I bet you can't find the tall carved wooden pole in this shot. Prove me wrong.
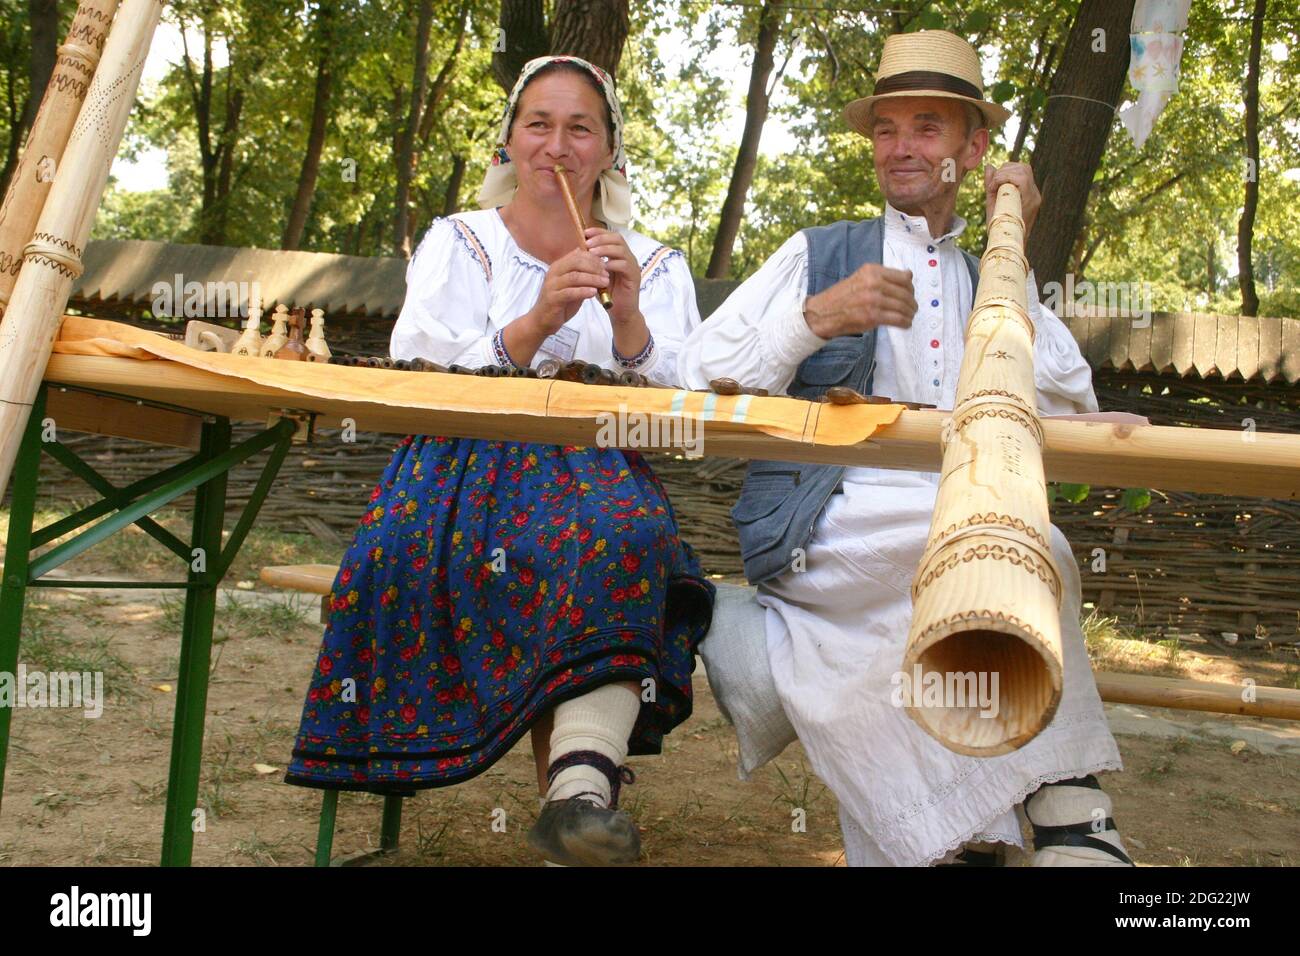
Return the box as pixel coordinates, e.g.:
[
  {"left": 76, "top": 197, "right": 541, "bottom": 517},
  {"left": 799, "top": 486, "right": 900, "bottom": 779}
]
[
  {"left": 0, "top": 0, "right": 163, "bottom": 497},
  {"left": 0, "top": 0, "right": 122, "bottom": 322}
]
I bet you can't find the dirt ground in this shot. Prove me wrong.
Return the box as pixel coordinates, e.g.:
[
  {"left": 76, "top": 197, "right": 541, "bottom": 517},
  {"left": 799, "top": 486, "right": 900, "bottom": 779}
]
[{"left": 1, "top": 509, "right": 1298, "bottom": 867}]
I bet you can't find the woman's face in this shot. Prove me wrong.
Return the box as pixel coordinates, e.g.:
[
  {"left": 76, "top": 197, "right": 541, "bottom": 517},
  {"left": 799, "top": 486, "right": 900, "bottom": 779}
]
[{"left": 506, "top": 71, "right": 613, "bottom": 210}]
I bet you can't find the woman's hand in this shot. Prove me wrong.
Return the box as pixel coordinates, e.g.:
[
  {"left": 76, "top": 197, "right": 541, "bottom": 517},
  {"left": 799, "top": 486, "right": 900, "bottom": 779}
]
[
  {"left": 503, "top": 247, "right": 610, "bottom": 367},
  {"left": 584, "top": 226, "right": 650, "bottom": 359},
  {"left": 531, "top": 246, "right": 611, "bottom": 333}
]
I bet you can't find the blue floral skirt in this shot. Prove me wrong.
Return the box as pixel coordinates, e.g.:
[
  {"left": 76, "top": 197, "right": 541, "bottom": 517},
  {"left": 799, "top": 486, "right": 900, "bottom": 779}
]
[{"left": 285, "top": 435, "right": 715, "bottom": 794}]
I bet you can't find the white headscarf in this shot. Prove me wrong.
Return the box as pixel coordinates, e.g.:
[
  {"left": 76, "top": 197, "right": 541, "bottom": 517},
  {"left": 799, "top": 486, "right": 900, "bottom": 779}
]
[{"left": 476, "top": 55, "right": 633, "bottom": 227}]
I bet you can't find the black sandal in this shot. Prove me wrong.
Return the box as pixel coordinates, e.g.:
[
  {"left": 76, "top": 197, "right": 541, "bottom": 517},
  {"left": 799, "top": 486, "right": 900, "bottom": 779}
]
[{"left": 528, "top": 751, "right": 640, "bottom": 866}]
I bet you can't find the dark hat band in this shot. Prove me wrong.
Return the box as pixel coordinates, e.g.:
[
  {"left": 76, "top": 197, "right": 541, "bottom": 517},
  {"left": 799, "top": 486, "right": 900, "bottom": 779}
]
[{"left": 873, "top": 70, "right": 983, "bottom": 101}]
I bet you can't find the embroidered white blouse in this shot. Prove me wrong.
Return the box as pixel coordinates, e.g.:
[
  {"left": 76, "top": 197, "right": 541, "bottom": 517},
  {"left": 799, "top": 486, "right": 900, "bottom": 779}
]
[{"left": 391, "top": 208, "right": 699, "bottom": 386}]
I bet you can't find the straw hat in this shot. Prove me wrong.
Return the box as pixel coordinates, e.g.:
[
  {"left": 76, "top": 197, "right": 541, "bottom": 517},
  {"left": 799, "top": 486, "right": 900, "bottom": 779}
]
[{"left": 844, "top": 30, "right": 1011, "bottom": 135}]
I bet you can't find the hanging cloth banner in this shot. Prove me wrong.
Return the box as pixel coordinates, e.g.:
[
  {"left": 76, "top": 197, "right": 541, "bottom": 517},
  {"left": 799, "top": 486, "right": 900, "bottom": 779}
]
[{"left": 1120, "top": 0, "right": 1192, "bottom": 149}]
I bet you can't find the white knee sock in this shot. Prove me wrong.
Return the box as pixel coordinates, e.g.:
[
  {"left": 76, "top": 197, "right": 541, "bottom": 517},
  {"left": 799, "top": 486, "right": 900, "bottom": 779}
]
[
  {"left": 1024, "top": 780, "right": 1132, "bottom": 867},
  {"left": 546, "top": 683, "right": 641, "bottom": 807}
]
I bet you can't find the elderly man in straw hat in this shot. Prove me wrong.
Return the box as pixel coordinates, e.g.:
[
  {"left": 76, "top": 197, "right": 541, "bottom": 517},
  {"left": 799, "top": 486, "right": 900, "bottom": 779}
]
[{"left": 682, "top": 30, "right": 1134, "bottom": 866}]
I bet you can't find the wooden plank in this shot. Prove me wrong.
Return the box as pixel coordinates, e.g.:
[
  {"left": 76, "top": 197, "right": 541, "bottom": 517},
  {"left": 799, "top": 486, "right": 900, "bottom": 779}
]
[
  {"left": 1127, "top": 313, "right": 1154, "bottom": 372},
  {"left": 1235, "top": 315, "right": 1260, "bottom": 382},
  {"left": 44, "top": 386, "right": 201, "bottom": 449},
  {"left": 1149, "top": 312, "right": 1175, "bottom": 373},
  {"left": 1170, "top": 312, "right": 1196, "bottom": 376},
  {"left": 1214, "top": 315, "right": 1239, "bottom": 380},
  {"left": 1282, "top": 317, "right": 1300, "bottom": 385},
  {"left": 41, "top": 353, "right": 1300, "bottom": 499},
  {"left": 1085, "top": 313, "right": 1111, "bottom": 368},
  {"left": 1108, "top": 315, "right": 1132, "bottom": 371},
  {"left": 1258, "top": 315, "right": 1283, "bottom": 383},
  {"left": 1193, "top": 312, "right": 1220, "bottom": 378}
]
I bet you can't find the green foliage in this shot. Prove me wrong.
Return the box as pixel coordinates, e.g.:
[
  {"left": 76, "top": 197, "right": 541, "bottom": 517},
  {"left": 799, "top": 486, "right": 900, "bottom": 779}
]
[
  {"left": 0, "top": 0, "right": 1290, "bottom": 322},
  {"left": 1050, "top": 481, "right": 1091, "bottom": 504},
  {"left": 1120, "top": 487, "right": 1152, "bottom": 513}
]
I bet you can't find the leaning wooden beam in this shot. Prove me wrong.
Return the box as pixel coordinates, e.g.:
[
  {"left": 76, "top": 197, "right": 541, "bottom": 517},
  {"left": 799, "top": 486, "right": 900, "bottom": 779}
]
[
  {"left": 0, "top": 0, "right": 121, "bottom": 321},
  {"left": 0, "top": 0, "right": 162, "bottom": 499},
  {"left": 1093, "top": 671, "right": 1300, "bottom": 722},
  {"left": 39, "top": 351, "right": 1300, "bottom": 500}
]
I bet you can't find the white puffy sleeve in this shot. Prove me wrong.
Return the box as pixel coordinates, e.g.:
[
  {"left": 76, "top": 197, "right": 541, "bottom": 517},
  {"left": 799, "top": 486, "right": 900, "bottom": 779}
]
[
  {"left": 677, "top": 233, "right": 827, "bottom": 395},
  {"left": 632, "top": 249, "right": 702, "bottom": 388},
  {"left": 390, "top": 218, "right": 498, "bottom": 368},
  {"left": 1027, "top": 271, "right": 1099, "bottom": 414}
]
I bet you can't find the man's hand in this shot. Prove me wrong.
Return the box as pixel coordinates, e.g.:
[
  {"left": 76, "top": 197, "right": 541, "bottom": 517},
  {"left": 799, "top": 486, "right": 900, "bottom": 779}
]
[
  {"left": 802, "top": 263, "right": 917, "bottom": 339},
  {"left": 985, "top": 162, "right": 1041, "bottom": 239}
]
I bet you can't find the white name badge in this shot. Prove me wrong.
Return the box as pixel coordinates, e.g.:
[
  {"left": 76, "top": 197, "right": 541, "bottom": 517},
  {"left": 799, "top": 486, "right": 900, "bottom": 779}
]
[{"left": 537, "top": 323, "right": 580, "bottom": 364}]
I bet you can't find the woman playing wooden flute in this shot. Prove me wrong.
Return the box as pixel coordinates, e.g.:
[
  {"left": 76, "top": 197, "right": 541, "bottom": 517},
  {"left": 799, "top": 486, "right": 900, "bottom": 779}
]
[{"left": 285, "top": 55, "right": 713, "bottom": 866}]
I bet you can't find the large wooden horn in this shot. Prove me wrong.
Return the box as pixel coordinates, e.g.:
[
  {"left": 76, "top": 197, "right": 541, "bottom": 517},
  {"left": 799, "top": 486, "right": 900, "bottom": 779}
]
[
  {"left": 0, "top": 0, "right": 162, "bottom": 498},
  {"left": 902, "top": 182, "right": 1064, "bottom": 757},
  {"left": 0, "top": 0, "right": 122, "bottom": 322}
]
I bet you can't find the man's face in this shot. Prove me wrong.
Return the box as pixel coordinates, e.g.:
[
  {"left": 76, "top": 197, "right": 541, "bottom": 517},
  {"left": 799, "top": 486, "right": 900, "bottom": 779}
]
[{"left": 869, "top": 96, "right": 988, "bottom": 212}]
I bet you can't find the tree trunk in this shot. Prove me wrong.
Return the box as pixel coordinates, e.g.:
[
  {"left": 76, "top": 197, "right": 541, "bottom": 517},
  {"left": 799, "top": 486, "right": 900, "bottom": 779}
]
[
  {"left": 1027, "top": 0, "right": 1135, "bottom": 292},
  {"left": 24, "top": 0, "right": 59, "bottom": 132},
  {"left": 212, "top": 80, "right": 245, "bottom": 245},
  {"left": 1237, "top": 0, "right": 1265, "bottom": 316},
  {"left": 706, "top": 0, "right": 783, "bottom": 279},
  {"left": 282, "top": 1, "right": 337, "bottom": 251},
  {"left": 493, "top": 0, "right": 629, "bottom": 92},
  {"left": 492, "top": 0, "right": 547, "bottom": 92},
  {"left": 442, "top": 154, "right": 467, "bottom": 215},
  {"left": 548, "top": 0, "right": 629, "bottom": 80},
  {"left": 393, "top": 0, "right": 435, "bottom": 258}
]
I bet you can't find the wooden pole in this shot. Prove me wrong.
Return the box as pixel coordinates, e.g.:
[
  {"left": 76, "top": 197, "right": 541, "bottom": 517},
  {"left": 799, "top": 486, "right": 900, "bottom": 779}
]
[
  {"left": 0, "top": 0, "right": 121, "bottom": 322},
  {"left": 1094, "top": 671, "right": 1300, "bottom": 722},
  {"left": 0, "top": 0, "right": 162, "bottom": 499}
]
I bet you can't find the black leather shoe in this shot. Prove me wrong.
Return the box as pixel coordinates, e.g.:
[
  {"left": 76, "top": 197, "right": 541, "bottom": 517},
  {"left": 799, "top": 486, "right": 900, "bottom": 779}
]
[{"left": 527, "top": 797, "right": 641, "bottom": 866}]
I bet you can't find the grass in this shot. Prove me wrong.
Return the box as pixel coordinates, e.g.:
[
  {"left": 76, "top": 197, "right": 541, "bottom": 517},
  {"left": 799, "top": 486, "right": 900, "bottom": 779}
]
[
  {"left": 1140, "top": 736, "right": 1192, "bottom": 781},
  {"left": 232, "top": 829, "right": 289, "bottom": 865},
  {"left": 200, "top": 731, "right": 242, "bottom": 819},
  {"left": 771, "top": 760, "right": 827, "bottom": 819},
  {"left": 16, "top": 601, "right": 135, "bottom": 699},
  {"left": 157, "top": 590, "right": 316, "bottom": 649},
  {"left": 1082, "top": 610, "right": 1188, "bottom": 677}
]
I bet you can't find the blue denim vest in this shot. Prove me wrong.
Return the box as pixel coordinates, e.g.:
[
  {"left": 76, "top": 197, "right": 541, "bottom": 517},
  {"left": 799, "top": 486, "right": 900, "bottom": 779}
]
[{"left": 731, "top": 217, "right": 981, "bottom": 584}]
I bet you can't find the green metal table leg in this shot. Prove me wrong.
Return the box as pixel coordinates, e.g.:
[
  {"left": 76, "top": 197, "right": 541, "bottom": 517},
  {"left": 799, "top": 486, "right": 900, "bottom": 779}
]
[
  {"left": 0, "top": 388, "right": 46, "bottom": 818},
  {"left": 380, "top": 794, "right": 403, "bottom": 852},
  {"left": 160, "top": 418, "right": 230, "bottom": 866},
  {"left": 315, "top": 790, "right": 339, "bottom": 867}
]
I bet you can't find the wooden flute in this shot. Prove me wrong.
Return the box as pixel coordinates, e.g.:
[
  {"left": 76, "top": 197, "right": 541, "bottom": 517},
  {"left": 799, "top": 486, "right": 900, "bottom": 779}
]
[{"left": 553, "top": 164, "right": 613, "bottom": 309}]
